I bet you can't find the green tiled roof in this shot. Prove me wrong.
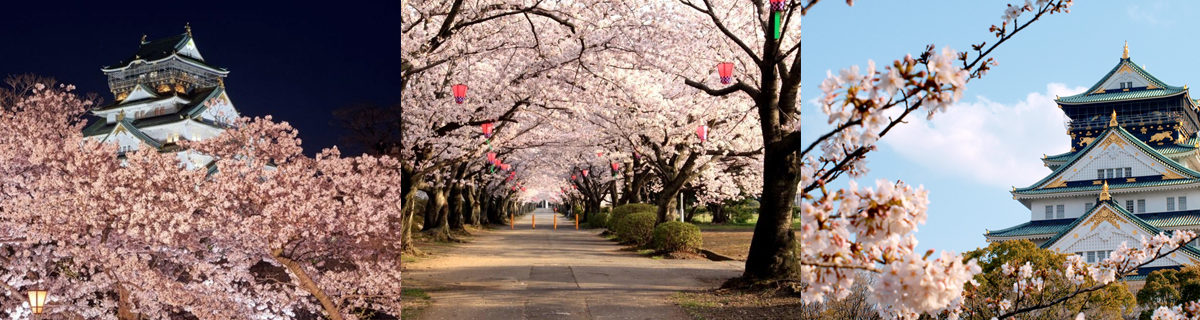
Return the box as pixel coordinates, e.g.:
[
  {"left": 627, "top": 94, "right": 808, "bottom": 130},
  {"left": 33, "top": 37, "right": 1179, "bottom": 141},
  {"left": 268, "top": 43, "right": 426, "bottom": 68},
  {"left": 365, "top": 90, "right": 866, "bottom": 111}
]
[
  {"left": 986, "top": 218, "right": 1073, "bottom": 238},
  {"left": 988, "top": 210, "right": 1200, "bottom": 238},
  {"left": 1044, "top": 135, "right": 1199, "bottom": 163},
  {"left": 1057, "top": 87, "right": 1186, "bottom": 104},
  {"left": 1014, "top": 178, "right": 1200, "bottom": 195},
  {"left": 1016, "top": 125, "right": 1200, "bottom": 194},
  {"left": 103, "top": 33, "right": 224, "bottom": 72},
  {"left": 1036, "top": 201, "right": 1200, "bottom": 261},
  {"left": 1057, "top": 58, "right": 1186, "bottom": 104}
]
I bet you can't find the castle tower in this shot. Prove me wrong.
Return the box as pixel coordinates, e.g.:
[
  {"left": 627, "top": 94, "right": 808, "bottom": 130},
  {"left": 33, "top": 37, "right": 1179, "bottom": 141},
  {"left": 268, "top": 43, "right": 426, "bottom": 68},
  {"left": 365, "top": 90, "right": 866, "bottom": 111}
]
[
  {"left": 985, "top": 44, "right": 1200, "bottom": 280},
  {"left": 82, "top": 25, "right": 240, "bottom": 170}
]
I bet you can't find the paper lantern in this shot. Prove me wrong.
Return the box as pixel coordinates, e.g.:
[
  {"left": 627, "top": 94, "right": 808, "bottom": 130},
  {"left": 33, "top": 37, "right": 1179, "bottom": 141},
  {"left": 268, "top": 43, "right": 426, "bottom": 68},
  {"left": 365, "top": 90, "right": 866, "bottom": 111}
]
[
  {"left": 597, "top": 152, "right": 604, "bottom": 158},
  {"left": 696, "top": 125, "right": 709, "bottom": 142},
  {"left": 512, "top": 186, "right": 517, "bottom": 191},
  {"left": 582, "top": 169, "right": 589, "bottom": 177},
  {"left": 452, "top": 84, "right": 468, "bottom": 104},
  {"left": 481, "top": 122, "right": 494, "bottom": 138},
  {"left": 572, "top": 175, "right": 577, "bottom": 180},
  {"left": 611, "top": 162, "right": 620, "bottom": 171},
  {"left": 717, "top": 62, "right": 734, "bottom": 84},
  {"left": 520, "top": 187, "right": 527, "bottom": 192},
  {"left": 501, "top": 164, "right": 511, "bottom": 171},
  {"left": 487, "top": 152, "right": 497, "bottom": 164},
  {"left": 28, "top": 289, "right": 47, "bottom": 314},
  {"left": 769, "top": 0, "right": 786, "bottom": 11}
]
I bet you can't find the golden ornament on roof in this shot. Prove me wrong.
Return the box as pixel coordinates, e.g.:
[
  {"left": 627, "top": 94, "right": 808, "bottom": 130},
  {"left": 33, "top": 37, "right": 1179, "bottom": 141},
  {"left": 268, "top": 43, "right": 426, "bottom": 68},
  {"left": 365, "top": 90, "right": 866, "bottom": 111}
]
[
  {"left": 1123, "top": 41, "right": 1129, "bottom": 59},
  {"left": 1109, "top": 110, "right": 1119, "bottom": 127},
  {"left": 1099, "top": 181, "right": 1111, "bottom": 201}
]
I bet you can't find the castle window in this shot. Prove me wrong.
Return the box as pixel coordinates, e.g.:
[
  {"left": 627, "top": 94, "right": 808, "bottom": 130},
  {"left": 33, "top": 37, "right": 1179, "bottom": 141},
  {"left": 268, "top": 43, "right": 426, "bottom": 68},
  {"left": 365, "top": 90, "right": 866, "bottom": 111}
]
[
  {"left": 1138, "top": 199, "right": 1146, "bottom": 213},
  {"left": 1086, "top": 202, "right": 1093, "bottom": 211},
  {"left": 1097, "top": 169, "right": 1105, "bottom": 179},
  {"left": 1181, "top": 197, "right": 1188, "bottom": 210},
  {"left": 1045, "top": 205, "right": 1053, "bottom": 219},
  {"left": 1087, "top": 251, "right": 1096, "bottom": 263},
  {"left": 1168, "top": 197, "right": 1176, "bottom": 211},
  {"left": 1125, "top": 200, "right": 1134, "bottom": 212},
  {"left": 1056, "top": 205, "right": 1065, "bottom": 219},
  {"left": 1107, "top": 168, "right": 1115, "bottom": 179},
  {"left": 1125, "top": 167, "right": 1132, "bottom": 177}
]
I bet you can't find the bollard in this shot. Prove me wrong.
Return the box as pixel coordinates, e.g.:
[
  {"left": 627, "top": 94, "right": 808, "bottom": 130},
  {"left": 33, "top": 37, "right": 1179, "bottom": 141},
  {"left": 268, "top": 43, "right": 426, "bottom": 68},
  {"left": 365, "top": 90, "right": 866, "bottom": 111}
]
[
  {"left": 575, "top": 214, "right": 579, "bottom": 230},
  {"left": 510, "top": 213, "right": 514, "bottom": 229},
  {"left": 554, "top": 215, "right": 558, "bottom": 230},
  {"left": 532, "top": 214, "right": 536, "bottom": 229}
]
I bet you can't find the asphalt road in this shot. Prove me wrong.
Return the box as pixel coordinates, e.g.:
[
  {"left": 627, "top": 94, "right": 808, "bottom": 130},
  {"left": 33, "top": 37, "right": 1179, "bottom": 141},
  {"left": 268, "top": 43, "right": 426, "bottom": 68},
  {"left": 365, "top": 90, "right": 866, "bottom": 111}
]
[{"left": 404, "top": 208, "right": 743, "bottom": 320}]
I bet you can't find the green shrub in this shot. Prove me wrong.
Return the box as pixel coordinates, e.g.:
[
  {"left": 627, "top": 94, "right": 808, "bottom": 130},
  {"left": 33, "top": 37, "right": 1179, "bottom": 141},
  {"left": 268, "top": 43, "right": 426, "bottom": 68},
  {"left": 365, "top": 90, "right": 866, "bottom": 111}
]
[
  {"left": 611, "top": 203, "right": 656, "bottom": 230},
  {"left": 615, "top": 212, "right": 657, "bottom": 245},
  {"left": 729, "top": 206, "right": 755, "bottom": 224},
  {"left": 588, "top": 212, "right": 610, "bottom": 229},
  {"left": 653, "top": 221, "right": 702, "bottom": 253}
]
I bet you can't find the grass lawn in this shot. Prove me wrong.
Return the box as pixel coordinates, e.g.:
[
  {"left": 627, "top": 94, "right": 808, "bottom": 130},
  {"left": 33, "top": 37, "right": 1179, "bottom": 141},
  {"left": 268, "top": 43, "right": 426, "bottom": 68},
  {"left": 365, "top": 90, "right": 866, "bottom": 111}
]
[
  {"left": 675, "top": 290, "right": 801, "bottom": 320},
  {"left": 690, "top": 215, "right": 799, "bottom": 261},
  {"left": 401, "top": 287, "right": 432, "bottom": 319}
]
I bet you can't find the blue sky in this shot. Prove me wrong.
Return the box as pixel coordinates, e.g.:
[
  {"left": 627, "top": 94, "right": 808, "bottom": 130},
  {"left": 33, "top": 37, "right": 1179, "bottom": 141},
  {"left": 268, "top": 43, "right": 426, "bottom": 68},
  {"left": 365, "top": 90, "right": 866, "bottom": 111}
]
[{"left": 800, "top": 0, "right": 1200, "bottom": 254}]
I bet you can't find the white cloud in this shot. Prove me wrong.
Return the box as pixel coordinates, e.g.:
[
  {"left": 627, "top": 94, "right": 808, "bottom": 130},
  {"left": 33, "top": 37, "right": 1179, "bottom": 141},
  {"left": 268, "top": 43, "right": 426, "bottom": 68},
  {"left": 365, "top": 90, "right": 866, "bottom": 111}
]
[{"left": 882, "top": 83, "right": 1085, "bottom": 188}]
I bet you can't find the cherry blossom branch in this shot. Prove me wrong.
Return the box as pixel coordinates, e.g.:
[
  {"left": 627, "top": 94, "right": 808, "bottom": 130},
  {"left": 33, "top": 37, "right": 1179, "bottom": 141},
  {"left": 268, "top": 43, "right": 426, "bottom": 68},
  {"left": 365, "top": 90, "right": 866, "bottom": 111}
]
[{"left": 678, "top": 0, "right": 764, "bottom": 65}]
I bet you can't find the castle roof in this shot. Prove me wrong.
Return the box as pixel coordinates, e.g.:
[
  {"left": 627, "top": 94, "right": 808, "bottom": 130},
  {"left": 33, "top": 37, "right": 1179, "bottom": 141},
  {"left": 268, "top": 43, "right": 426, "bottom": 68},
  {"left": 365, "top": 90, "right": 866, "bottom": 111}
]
[
  {"left": 1056, "top": 56, "right": 1189, "bottom": 105},
  {"left": 101, "top": 32, "right": 226, "bottom": 73},
  {"left": 1013, "top": 123, "right": 1200, "bottom": 199}
]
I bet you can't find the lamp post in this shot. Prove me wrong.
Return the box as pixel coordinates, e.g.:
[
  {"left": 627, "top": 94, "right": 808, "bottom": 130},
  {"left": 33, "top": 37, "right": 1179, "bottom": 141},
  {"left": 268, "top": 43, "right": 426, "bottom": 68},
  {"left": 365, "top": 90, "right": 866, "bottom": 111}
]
[{"left": 28, "top": 289, "right": 47, "bottom": 316}]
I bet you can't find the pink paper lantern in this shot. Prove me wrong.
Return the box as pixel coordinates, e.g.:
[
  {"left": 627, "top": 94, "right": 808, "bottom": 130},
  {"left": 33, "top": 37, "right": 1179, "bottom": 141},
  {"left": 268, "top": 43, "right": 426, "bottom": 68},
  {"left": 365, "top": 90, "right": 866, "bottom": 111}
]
[
  {"left": 582, "top": 169, "right": 589, "bottom": 177},
  {"left": 717, "top": 62, "right": 734, "bottom": 84},
  {"left": 696, "top": 125, "right": 708, "bottom": 142},
  {"left": 451, "top": 84, "right": 468, "bottom": 104},
  {"left": 769, "top": 0, "right": 786, "bottom": 11},
  {"left": 481, "top": 122, "right": 494, "bottom": 138}
]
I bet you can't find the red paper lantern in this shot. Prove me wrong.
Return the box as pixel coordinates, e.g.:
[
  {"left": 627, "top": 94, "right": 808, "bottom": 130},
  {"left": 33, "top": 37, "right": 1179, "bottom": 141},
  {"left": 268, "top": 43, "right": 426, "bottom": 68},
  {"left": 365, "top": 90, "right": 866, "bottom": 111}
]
[
  {"left": 501, "top": 164, "right": 511, "bottom": 171},
  {"left": 717, "top": 62, "right": 734, "bottom": 84},
  {"left": 697, "top": 125, "right": 709, "bottom": 142},
  {"left": 597, "top": 152, "right": 604, "bottom": 158},
  {"left": 520, "top": 187, "right": 527, "bottom": 192},
  {"left": 452, "top": 84, "right": 468, "bottom": 104},
  {"left": 571, "top": 175, "right": 577, "bottom": 180},
  {"left": 512, "top": 186, "right": 517, "bottom": 191},
  {"left": 582, "top": 169, "right": 589, "bottom": 177},
  {"left": 769, "top": 0, "right": 786, "bottom": 11},
  {"left": 487, "top": 152, "right": 497, "bottom": 164},
  {"left": 611, "top": 162, "right": 620, "bottom": 171},
  {"left": 481, "top": 122, "right": 494, "bottom": 138}
]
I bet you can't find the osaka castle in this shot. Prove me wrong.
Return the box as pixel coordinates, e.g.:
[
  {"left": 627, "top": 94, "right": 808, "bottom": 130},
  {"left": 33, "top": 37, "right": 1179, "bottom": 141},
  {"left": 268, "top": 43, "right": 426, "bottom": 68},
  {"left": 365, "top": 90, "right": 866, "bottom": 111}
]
[
  {"left": 985, "top": 44, "right": 1200, "bottom": 279},
  {"left": 81, "top": 25, "right": 239, "bottom": 170}
]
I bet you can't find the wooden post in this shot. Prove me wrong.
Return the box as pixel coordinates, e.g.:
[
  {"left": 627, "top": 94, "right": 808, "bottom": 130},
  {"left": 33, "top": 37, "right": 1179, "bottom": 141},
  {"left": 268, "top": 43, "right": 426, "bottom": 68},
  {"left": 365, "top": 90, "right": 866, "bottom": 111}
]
[
  {"left": 554, "top": 215, "right": 558, "bottom": 230},
  {"left": 532, "top": 214, "right": 536, "bottom": 229},
  {"left": 510, "top": 213, "right": 514, "bottom": 229},
  {"left": 575, "top": 214, "right": 579, "bottom": 230}
]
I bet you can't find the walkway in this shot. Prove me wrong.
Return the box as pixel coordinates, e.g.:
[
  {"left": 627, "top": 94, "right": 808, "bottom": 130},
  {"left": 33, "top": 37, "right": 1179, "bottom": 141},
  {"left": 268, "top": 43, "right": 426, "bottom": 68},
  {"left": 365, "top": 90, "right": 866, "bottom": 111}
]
[{"left": 404, "top": 208, "right": 743, "bottom": 320}]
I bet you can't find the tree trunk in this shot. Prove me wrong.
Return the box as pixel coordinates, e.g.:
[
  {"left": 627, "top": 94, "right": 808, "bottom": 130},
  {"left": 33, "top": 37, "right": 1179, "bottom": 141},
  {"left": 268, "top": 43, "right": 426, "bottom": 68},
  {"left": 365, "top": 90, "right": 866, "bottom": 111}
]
[
  {"left": 421, "top": 188, "right": 452, "bottom": 241},
  {"left": 273, "top": 249, "right": 345, "bottom": 320},
  {"left": 447, "top": 184, "right": 465, "bottom": 231},
  {"left": 116, "top": 282, "right": 138, "bottom": 320},
  {"left": 464, "top": 185, "right": 479, "bottom": 225},
  {"left": 710, "top": 203, "right": 729, "bottom": 224},
  {"left": 742, "top": 148, "right": 799, "bottom": 280}
]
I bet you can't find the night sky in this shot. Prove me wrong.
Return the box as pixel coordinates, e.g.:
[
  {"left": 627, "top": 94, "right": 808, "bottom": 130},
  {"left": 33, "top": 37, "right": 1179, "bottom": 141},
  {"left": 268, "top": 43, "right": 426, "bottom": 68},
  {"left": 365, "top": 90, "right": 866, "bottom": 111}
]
[{"left": 0, "top": 2, "right": 401, "bottom": 155}]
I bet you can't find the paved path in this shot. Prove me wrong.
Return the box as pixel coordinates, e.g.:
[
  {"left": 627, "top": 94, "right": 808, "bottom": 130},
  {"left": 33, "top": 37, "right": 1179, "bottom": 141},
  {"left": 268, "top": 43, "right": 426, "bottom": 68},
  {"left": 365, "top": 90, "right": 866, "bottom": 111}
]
[{"left": 405, "top": 208, "right": 743, "bottom": 320}]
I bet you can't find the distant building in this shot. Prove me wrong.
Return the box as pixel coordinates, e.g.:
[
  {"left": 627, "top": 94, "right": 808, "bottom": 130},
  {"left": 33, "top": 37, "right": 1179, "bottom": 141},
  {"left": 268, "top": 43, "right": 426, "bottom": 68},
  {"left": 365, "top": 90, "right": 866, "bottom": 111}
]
[
  {"left": 986, "top": 43, "right": 1200, "bottom": 280},
  {"left": 82, "top": 25, "right": 239, "bottom": 171}
]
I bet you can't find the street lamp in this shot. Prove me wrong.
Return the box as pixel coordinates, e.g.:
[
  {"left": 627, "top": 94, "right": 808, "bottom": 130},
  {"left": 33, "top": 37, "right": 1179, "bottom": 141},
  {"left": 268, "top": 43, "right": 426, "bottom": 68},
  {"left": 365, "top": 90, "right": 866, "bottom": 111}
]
[{"left": 28, "top": 289, "right": 47, "bottom": 314}]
